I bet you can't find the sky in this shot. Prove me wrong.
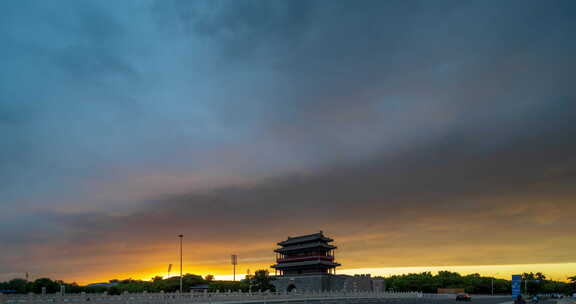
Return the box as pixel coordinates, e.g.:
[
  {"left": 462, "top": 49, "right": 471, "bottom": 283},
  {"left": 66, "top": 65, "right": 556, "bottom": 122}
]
[{"left": 1, "top": 0, "right": 576, "bottom": 285}]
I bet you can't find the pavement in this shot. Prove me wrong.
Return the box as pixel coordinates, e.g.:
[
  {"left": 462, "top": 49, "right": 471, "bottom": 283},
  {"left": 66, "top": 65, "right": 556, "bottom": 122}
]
[
  {"left": 404, "top": 297, "right": 552, "bottom": 304},
  {"left": 555, "top": 298, "right": 576, "bottom": 304}
]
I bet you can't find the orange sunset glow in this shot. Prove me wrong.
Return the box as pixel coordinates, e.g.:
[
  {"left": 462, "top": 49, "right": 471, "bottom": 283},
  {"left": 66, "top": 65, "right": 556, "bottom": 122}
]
[{"left": 74, "top": 263, "right": 576, "bottom": 286}]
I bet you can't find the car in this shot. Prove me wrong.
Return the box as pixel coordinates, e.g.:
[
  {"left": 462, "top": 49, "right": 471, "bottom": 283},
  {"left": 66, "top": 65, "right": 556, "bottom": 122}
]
[{"left": 456, "top": 294, "right": 472, "bottom": 301}]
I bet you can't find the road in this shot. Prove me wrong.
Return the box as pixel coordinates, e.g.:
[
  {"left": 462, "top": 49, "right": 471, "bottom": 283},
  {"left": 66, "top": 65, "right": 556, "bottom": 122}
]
[
  {"left": 440, "top": 298, "right": 557, "bottom": 304},
  {"left": 1, "top": 294, "right": 569, "bottom": 304},
  {"left": 377, "top": 297, "right": 555, "bottom": 304}
]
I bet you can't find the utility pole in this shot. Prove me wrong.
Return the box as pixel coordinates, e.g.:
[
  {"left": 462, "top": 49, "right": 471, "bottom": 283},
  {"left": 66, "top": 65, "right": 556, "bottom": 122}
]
[
  {"left": 491, "top": 273, "right": 499, "bottom": 296},
  {"left": 178, "top": 234, "right": 183, "bottom": 293},
  {"left": 247, "top": 269, "right": 251, "bottom": 293},
  {"left": 231, "top": 254, "right": 238, "bottom": 281}
]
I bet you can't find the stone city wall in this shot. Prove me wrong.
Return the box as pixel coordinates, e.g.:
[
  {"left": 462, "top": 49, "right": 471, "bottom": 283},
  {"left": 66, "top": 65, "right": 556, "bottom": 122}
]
[{"left": 272, "top": 274, "right": 385, "bottom": 292}]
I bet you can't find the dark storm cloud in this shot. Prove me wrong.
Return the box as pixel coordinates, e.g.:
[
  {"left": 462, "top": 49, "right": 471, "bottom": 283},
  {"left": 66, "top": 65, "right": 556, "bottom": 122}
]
[
  {"left": 2, "top": 0, "right": 576, "bottom": 280},
  {"left": 8, "top": 98, "right": 575, "bottom": 274},
  {"left": 0, "top": 1, "right": 136, "bottom": 197},
  {"left": 80, "top": 98, "right": 576, "bottom": 233},
  {"left": 170, "top": 0, "right": 576, "bottom": 163}
]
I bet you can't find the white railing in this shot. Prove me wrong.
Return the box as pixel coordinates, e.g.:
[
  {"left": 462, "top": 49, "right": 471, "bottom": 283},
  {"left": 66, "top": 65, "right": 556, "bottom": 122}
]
[{"left": 0, "top": 291, "right": 455, "bottom": 304}]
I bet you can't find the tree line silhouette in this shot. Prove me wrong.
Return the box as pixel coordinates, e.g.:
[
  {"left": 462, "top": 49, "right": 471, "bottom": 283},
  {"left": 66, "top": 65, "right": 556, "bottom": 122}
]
[
  {"left": 386, "top": 271, "right": 574, "bottom": 295},
  {"left": 0, "top": 270, "right": 275, "bottom": 294},
  {"left": 1, "top": 271, "right": 574, "bottom": 295}
]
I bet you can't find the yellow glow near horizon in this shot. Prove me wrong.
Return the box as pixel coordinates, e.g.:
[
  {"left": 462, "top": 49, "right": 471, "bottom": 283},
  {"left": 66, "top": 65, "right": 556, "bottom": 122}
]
[
  {"left": 75, "top": 262, "right": 576, "bottom": 285},
  {"left": 339, "top": 263, "right": 576, "bottom": 282},
  {"left": 214, "top": 274, "right": 247, "bottom": 281}
]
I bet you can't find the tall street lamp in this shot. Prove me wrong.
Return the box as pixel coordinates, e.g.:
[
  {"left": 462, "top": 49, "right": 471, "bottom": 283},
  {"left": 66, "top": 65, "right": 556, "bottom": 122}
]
[
  {"left": 491, "top": 273, "right": 499, "bottom": 296},
  {"left": 178, "top": 234, "right": 183, "bottom": 293},
  {"left": 231, "top": 254, "right": 238, "bottom": 281}
]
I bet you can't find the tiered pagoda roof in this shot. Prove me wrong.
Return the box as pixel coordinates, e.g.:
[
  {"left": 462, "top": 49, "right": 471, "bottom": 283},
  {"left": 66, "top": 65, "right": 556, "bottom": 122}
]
[
  {"left": 277, "top": 232, "right": 333, "bottom": 246},
  {"left": 272, "top": 232, "right": 340, "bottom": 276},
  {"left": 274, "top": 241, "right": 336, "bottom": 253}
]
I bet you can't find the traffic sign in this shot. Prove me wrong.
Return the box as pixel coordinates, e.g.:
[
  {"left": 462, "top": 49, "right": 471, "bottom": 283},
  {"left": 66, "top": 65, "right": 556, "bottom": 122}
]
[{"left": 512, "top": 274, "right": 522, "bottom": 299}]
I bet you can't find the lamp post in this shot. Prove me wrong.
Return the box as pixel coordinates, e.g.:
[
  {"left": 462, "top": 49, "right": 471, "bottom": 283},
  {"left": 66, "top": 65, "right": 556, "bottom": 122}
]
[
  {"left": 231, "top": 254, "right": 238, "bottom": 281},
  {"left": 491, "top": 273, "right": 499, "bottom": 296},
  {"left": 178, "top": 234, "right": 183, "bottom": 293},
  {"left": 247, "top": 269, "right": 251, "bottom": 293}
]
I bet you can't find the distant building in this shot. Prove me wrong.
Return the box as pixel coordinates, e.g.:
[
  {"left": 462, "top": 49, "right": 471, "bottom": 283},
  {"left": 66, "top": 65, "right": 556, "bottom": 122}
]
[{"left": 271, "top": 232, "right": 385, "bottom": 292}]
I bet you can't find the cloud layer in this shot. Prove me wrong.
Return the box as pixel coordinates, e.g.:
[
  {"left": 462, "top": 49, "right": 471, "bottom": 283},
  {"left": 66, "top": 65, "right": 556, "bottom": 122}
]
[{"left": 1, "top": 0, "right": 576, "bottom": 282}]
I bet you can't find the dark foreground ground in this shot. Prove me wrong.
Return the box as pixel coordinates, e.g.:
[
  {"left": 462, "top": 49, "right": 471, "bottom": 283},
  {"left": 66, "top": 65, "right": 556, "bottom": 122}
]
[
  {"left": 299, "top": 297, "right": 554, "bottom": 304},
  {"left": 353, "top": 298, "right": 555, "bottom": 304}
]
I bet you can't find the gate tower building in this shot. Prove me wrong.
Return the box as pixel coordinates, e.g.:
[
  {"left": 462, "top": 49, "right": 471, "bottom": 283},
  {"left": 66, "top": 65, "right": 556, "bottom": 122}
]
[
  {"left": 272, "top": 231, "right": 340, "bottom": 276},
  {"left": 271, "top": 231, "right": 385, "bottom": 292}
]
